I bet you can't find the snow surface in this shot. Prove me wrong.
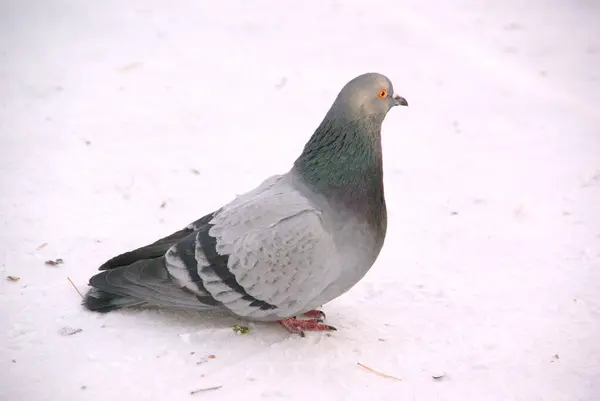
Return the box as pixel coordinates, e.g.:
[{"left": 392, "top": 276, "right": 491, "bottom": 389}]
[{"left": 1, "top": 0, "right": 599, "bottom": 400}]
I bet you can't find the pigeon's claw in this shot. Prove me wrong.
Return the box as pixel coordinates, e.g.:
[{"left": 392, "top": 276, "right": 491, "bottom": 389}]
[
  {"left": 302, "top": 309, "right": 326, "bottom": 322},
  {"left": 279, "top": 317, "right": 337, "bottom": 337}
]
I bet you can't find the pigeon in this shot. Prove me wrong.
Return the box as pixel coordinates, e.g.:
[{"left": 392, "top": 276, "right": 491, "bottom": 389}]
[{"left": 83, "top": 72, "right": 408, "bottom": 335}]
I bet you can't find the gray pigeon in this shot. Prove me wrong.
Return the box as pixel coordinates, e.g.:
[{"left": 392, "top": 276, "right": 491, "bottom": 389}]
[{"left": 84, "top": 72, "right": 408, "bottom": 335}]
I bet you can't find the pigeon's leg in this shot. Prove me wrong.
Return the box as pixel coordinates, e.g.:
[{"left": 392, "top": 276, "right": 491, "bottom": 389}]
[
  {"left": 302, "top": 309, "right": 326, "bottom": 321},
  {"left": 279, "top": 317, "right": 336, "bottom": 337}
]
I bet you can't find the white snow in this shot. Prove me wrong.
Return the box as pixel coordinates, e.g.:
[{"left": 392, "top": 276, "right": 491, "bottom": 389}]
[{"left": 1, "top": 0, "right": 599, "bottom": 400}]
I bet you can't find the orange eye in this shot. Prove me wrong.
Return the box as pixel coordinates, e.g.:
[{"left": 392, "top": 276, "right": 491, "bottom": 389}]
[{"left": 377, "top": 88, "right": 387, "bottom": 99}]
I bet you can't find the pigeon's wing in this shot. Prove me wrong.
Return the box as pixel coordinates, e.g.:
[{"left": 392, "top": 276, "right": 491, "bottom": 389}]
[{"left": 165, "top": 175, "right": 341, "bottom": 319}]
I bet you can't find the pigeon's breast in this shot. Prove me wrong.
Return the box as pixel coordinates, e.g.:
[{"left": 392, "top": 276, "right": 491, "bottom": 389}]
[
  {"left": 307, "top": 207, "right": 384, "bottom": 309},
  {"left": 285, "top": 172, "right": 386, "bottom": 310}
]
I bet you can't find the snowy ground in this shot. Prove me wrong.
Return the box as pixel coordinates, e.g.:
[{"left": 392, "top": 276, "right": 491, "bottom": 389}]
[{"left": 1, "top": 1, "right": 599, "bottom": 400}]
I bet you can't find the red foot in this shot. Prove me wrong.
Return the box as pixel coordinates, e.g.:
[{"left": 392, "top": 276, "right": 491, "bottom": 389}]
[
  {"left": 302, "top": 309, "right": 326, "bottom": 321},
  {"left": 279, "top": 317, "right": 336, "bottom": 337}
]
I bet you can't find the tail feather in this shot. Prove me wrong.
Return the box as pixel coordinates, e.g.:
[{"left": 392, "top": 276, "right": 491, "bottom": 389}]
[
  {"left": 84, "top": 288, "right": 146, "bottom": 312},
  {"left": 83, "top": 257, "right": 216, "bottom": 313}
]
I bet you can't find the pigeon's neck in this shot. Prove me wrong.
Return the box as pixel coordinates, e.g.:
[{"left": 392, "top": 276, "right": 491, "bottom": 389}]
[{"left": 292, "top": 115, "right": 387, "bottom": 235}]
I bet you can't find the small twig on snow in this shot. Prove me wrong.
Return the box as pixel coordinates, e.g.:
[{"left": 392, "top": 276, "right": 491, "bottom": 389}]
[
  {"left": 357, "top": 362, "right": 402, "bottom": 381},
  {"left": 67, "top": 277, "right": 84, "bottom": 299},
  {"left": 190, "top": 386, "right": 222, "bottom": 395}
]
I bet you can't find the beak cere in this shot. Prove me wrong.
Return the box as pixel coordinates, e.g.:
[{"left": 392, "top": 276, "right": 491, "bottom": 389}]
[{"left": 393, "top": 94, "right": 408, "bottom": 107}]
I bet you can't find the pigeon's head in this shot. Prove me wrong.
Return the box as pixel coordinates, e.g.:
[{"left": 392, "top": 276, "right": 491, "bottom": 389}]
[{"left": 329, "top": 72, "right": 408, "bottom": 121}]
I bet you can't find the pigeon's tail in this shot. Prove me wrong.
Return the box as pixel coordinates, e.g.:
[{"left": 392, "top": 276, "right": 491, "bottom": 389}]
[
  {"left": 84, "top": 288, "right": 145, "bottom": 312},
  {"left": 83, "top": 257, "right": 213, "bottom": 313}
]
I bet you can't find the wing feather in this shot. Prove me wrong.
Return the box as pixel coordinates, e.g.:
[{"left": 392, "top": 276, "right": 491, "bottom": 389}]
[{"left": 195, "top": 176, "right": 341, "bottom": 319}]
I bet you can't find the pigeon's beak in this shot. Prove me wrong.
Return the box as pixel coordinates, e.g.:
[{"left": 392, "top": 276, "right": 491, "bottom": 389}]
[{"left": 393, "top": 94, "right": 408, "bottom": 107}]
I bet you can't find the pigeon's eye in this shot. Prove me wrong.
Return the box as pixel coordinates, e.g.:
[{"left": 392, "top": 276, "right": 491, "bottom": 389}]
[{"left": 377, "top": 88, "right": 388, "bottom": 99}]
